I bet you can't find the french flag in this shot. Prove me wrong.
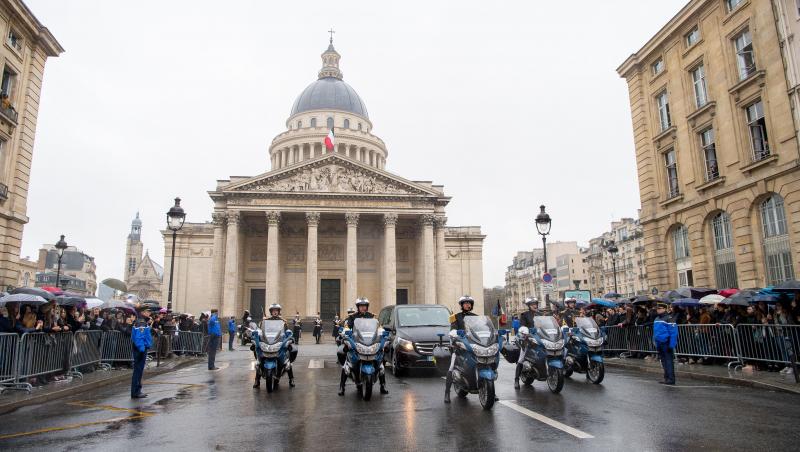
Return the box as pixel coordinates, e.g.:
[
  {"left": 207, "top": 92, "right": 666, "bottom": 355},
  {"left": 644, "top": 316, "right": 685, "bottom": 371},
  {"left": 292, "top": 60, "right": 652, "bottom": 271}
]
[{"left": 324, "top": 128, "right": 335, "bottom": 152}]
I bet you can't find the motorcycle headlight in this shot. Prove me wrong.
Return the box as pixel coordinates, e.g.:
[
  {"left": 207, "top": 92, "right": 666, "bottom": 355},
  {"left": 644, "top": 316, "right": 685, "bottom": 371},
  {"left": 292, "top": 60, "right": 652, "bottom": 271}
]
[
  {"left": 259, "top": 342, "right": 270, "bottom": 352},
  {"left": 541, "top": 339, "right": 564, "bottom": 350},
  {"left": 397, "top": 338, "right": 414, "bottom": 352},
  {"left": 472, "top": 343, "right": 498, "bottom": 357},
  {"left": 584, "top": 337, "right": 604, "bottom": 347},
  {"left": 356, "top": 343, "right": 380, "bottom": 355}
]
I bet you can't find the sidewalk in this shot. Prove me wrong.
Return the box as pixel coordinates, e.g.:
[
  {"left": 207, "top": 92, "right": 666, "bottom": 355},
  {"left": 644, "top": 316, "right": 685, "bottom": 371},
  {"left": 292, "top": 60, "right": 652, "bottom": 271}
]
[
  {"left": 605, "top": 356, "right": 800, "bottom": 395},
  {"left": 0, "top": 356, "right": 202, "bottom": 415}
]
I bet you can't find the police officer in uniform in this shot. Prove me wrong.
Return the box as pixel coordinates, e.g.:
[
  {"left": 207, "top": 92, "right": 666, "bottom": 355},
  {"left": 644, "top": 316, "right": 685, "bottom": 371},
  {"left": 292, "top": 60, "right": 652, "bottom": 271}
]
[
  {"left": 130, "top": 306, "right": 153, "bottom": 399},
  {"left": 338, "top": 298, "right": 388, "bottom": 396},
  {"left": 514, "top": 297, "right": 538, "bottom": 389},
  {"left": 653, "top": 302, "right": 678, "bottom": 385},
  {"left": 444, "top": 295, "right": 478, "bottom": 403},
  {"left": 561, "top": 298, "right": 578, "bottom": 328},
  {"left": 254, "top": 303, "right": 295, "bottom": 388}
]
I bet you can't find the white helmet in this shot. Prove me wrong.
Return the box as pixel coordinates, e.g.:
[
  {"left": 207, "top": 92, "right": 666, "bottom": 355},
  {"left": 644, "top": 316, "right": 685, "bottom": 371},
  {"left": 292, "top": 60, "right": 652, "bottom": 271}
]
[
  {"left": 268, "top": 303, "right": 282, "bottom": 315},
  {"left": 355, "top": 298, "right": 370, "bottom": 308},
  {"left": 518, "top": 326, "right": 530, "bottom": 337}
]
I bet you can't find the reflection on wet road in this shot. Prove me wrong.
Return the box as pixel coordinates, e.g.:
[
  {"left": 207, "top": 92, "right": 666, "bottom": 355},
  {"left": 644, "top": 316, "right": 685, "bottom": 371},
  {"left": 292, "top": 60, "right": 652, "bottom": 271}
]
[{"left": 1, "top": 343, "right": 798, "bottom": 451}]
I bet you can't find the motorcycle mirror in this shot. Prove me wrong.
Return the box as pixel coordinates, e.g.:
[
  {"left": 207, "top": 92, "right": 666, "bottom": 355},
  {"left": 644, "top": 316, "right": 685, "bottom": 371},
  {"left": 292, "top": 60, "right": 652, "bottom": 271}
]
[
  {"left": 345, "top": 330, "right": 353, "bottom": 337},
  {"left": 382, "top": 330, "right": 390, "bottom": 338},
  {"left": 285, "top": 330, "right": 293, "bottom": 338},
  {"left": 338, "top": 327, "right": 344, "bottom": 334},
  {"left": 498, "top": 329, "right": 508, "bottom": 336},
  {"left": 457, "top": 329, "right": 465, "bottom": 337}
]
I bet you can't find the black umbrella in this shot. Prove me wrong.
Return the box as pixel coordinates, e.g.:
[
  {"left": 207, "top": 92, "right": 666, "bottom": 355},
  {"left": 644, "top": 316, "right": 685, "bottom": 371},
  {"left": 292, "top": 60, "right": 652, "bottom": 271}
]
[
  {"left": 677, "top": 287, "right": 717, "bottom": 299},
  {"left": 100, "top": 299, "right": 136, "bottom": 312},
  {"left": 56, "top": 296, "right": 86, "bottom": 307},
  {"left": 720, "top": 290, "right": 756, "bottom": 306},
  {"left": 773, "top": 279, "right": 800, "bottom": 293},
  {"left": 663, "top": 290, "right": 682, "bottom": 300},
  {"left": 632, "top": 295, "right": 668, "bottom": 305},
  {"left": 11, "top": 287, "right": 55, "bottom": 301}
]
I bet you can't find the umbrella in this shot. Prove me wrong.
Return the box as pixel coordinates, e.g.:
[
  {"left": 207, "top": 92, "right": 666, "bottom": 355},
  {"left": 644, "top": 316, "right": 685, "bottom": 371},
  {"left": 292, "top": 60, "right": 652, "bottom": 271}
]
[
  {"left": 603, "top": 292, "right": 622, "bottom": 299},
  {"left": 141, "top": 299, "right": 160, "bottom": 308},
  {"left": 101, "top": 299, "right": 136, "bottom": 312},
  {"left": 41, "top": 286, "right": 64, "bottom": 296},
  {"left": 671, "top": 298, "right": 701, "bottom": 308},
  {"left": 56, "top": 296, "right": 86, "bottom": 307},
  {"left": 773, "top": 279, "right": 800, "bottom": 293},
  {"left": 752, "top": 293, "right": 780, "bottom": 304},
  {"left": 11, "top": 287, "right": 55, "bottom": 301},
  {"left": 591, "top": 298, "right": 618, "bottom": 308},
  {"left": 663, "top": 290, "right": 683, "bottom": 300},
  {"left": 676, "top": 287, "right": 717, "bottom": 299},
  {"left": 0, "top": 293, "right": 48, "bottom": 307},
  {"left": 632, "top": 295, "right": 666, "bottom": 305},
  {"left": 719, "top": 288, "right": 739, "bottom": 297},
  {"left": 720, "top": 290, "right": 756, "bottom": 306},
  {"left": 699, "top": 294, "right": 726, "bottom": 305},
  {"left": 84, "top": 298, "right": 104, "bottom": 309}
]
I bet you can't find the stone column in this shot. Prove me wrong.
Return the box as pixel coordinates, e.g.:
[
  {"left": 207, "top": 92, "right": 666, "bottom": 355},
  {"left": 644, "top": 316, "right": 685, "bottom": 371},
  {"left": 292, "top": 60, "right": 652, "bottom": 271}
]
[
  {"left": 421, "top": 214, "right": 436, "bottom": 304},
  {"left": 345, "top": 212, "right": 359, "bottom": 305},
  {"left": 211, "top": 212, "right": 227, "bottom": 314},
  {"left": 434, "top": 216, "right": 448, "bottom": 306},
  {"left": 383, "top": 213, "right": 398, "bottom": 307},
  {"left": 265, "top": 211, "right": 281, "bottom": 305},
  {"left": 222, "top": 211, "right": 240, "bottom": 315},
  {"left": 305, "top": 212, "right": 320, "bottom": 317}
]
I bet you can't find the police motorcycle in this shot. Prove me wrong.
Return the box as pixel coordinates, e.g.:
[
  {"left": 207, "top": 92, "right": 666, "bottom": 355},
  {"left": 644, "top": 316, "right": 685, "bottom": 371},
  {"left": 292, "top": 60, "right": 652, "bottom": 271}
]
[
  {"left": 341, "top": 318, "right": 389, "bottom": 401},
  {"left": 437, "top": 316, "right": 506, "bottom": 410},
  {"left": 514, "top": 316, "right": 566, "bottom": 393},
  {"left": 564, "top": 317, "right": 605, "bottom": 384},
  {"left": 249, "top": 320, "right": 297, "bottom": 393}
]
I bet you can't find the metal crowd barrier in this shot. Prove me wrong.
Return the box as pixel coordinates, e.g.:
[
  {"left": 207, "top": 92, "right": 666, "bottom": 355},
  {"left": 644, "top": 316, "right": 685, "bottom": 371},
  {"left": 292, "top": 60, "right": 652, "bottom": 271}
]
[
  {"left": 736, "top": 324, "right": 799, "bottom": 381},
  {"left": 100, "top": 330, "right": 133, "bottom": 365},
  {"left": 602, "top": 325, "right": 628, "bottom": 354},
  {"left": 626, "top": 324, "right": 656, "bottom": 354},
  {"left": 676, "top": 324, "right": 740, "bottom": 365},
  {"left": 70, "top": 330, "right": 110, "bottom": 378},
  {"left": 13, "top": 332, "right": 73, "bottom": 392},
  {"left": 0, "top": 333, "right": 19, "bottom": 392},
  {"left": 173, "top": 331, "right": 204, "bottom": 355}
]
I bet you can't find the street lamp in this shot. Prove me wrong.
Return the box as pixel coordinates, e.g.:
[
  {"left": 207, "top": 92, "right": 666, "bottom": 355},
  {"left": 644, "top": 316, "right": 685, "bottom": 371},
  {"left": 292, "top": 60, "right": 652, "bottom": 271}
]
[
  {"left": 606, "top": 240, "right": 619, "bottom": 296},
  {"left": 54, "top": 235, "right": 68, "bottom": 289},
  {"left": 166, "top": 197, "right": 186, "bottom": 311},
  {"left": 535, "top": 205, "right": 552, "bottom": 309}
]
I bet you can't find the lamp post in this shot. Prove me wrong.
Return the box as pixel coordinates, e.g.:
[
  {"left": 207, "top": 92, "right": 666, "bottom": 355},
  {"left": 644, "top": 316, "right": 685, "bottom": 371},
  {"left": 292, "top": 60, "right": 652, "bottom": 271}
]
[
  {"left": 54, "top": 235, "right": 68, "bottom": 289},
  {"left": 606, "top": 240, "right": 619, "bottom": 296},
  {"left": 535, "top": 205, "right": 552, "bottom": 309},
  {"left": 166, "top": 197, "right": 186, "bottom": 311}
]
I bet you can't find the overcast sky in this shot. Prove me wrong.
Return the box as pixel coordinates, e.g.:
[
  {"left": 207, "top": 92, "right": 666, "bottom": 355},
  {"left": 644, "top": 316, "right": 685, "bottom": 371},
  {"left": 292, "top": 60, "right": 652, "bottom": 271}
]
[{"left": 22, "top": 0, "right": 687, "bottom": 289}]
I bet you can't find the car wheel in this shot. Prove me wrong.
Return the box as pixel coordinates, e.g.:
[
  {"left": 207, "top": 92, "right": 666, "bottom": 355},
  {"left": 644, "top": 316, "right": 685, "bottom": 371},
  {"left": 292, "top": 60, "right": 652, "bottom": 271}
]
[{"left": 392, "top": 350, "right": 405, "bottom": 377}]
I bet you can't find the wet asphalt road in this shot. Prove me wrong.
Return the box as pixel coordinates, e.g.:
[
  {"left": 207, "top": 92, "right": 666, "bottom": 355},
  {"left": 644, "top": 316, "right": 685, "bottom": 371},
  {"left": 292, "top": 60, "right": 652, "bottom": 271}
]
[{"left": 1, "top": 341, "right": 798, "bottom": 451}]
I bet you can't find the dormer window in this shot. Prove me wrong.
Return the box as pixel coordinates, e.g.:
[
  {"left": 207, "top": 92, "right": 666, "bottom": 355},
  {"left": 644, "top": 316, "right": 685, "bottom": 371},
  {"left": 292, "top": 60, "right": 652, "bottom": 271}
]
[
  {"left": 326, "top": 117, "right": 334, "bottom": 129},
  {"left": 358, "top": 123, "right": 362, "bottom": 131},
  {"left": 297, "top": 120, "right": 302, "bottom": 129},
  {"left": 6, "top": 29, "right": 21, "bottom": 52},
  {"left": 310, "top": 118, "right": 317, "bottom": 127},
  {"left": 344, "top": 118, "right": 350, "bottom": 129}
]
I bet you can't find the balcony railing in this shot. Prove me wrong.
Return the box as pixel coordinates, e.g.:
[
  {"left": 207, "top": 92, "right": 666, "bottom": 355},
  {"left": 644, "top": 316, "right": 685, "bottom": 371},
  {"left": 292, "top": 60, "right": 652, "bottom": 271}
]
[
  {"left": 752, "top": 148, "right": 771, "bottom": 164},
  {"left": 705, "top": 166, "right": 720, "bottom": 182},
  {"left": 0, "top": 104, "right": 17, "bottom": 124},
  {"left": 666, "top": 187, "right": 680, "bottom": 200}
]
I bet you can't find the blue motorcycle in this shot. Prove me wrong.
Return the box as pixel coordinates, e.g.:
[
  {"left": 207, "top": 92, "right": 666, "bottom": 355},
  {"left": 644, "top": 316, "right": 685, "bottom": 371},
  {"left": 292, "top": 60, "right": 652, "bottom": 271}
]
[
  {"left": 564, "top": 317, "right": 605, "bottom": 384},
  {"left": 342, "top": 318, "right": 389, "bottom": 401},
  {"left": 444, "top": 316, "right": 506, "bottom": 410},
  {"left": 516, "top": 315, "right": 566, "bottom": 393},
  {"left": 251, "top": 320, "right": 295, "bottom": 393}
]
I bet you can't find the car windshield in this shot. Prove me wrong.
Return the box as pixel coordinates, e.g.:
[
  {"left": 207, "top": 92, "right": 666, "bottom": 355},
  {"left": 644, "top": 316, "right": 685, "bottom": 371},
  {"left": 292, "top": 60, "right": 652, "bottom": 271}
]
[
  {"left": 463, "top": 316, "right": 496, "bottom": 347},
  {"left": 533, "top": 316, "right": 561, "bottom": 342},
  {"left": 353, "top": 318, "right": 380, "bottom": 346},
  {"left": 575, "top": 317, "right": 600, "bottom": 339},
  {"left": 261, "top": 320, "right": 284, "bottom": 344},
  {"left": 397, "top": 306, "right": 450, "bottom": 327}
]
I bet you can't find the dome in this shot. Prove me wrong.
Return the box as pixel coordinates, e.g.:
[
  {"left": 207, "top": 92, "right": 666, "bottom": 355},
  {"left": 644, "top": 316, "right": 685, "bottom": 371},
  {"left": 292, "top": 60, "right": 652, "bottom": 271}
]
[{"left": 290, "top": 77, "right": 369, "bottom": 119}]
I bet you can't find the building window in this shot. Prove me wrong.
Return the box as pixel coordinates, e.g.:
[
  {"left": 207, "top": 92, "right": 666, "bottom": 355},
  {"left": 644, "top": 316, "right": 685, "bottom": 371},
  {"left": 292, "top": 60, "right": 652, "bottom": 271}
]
[
  {"left": 691, "top": 64, "right": 708, "bottom": 108},
  {"left": 357, "top": 122, "right": 362, "bottom": 131},
  {"left": 745, "top": 100, "right": 769, "bottom": 161},
  {"left": 651, "top": 58, "right": 664, "bottom": 76},
  {"left": 326, "top": 117, "right": 334, "bottom": 130},
  {"left": 685, "top": 27, "right": 700, "bottom": 47},
  {"left": 673, "top": 225, "right": 690, "bottom": 260},
  {"left": 128, "top": 258, "right": 136, "bottom": 274},
  {"left": 726, "top": 0, "right": 744, "bottom": 12},
  {"left": 310, "top": 118, "right": 317, "bottom": 128},
  {"left": 760, "top": 194, "right": 794, "bottom": 285},
  {"left": 343, "top": 118, "right": 350, "bottom": 129},
  {"left": 6, "top": 29, "right": 22, "bottom": 52},
  {"left": 734, "top": 30, "right": 756, "bottom": 80},
  {"left": 296, "top": 120, "right": 302, "bottom": 128},
  {"left": 712, "top": 212, "right": 738, "bottom": 289},
  {"left": 1, "top": 66, "right": 17, "bottom": 101},
  {"left": 656, "top": 91, "right": 671, "bottom": 131},
  {"left": 664, "top": 149, "right": 679, "bottom": 198},
  {"left": 700, "top": 128, "right": 719, "bottom": 181}
]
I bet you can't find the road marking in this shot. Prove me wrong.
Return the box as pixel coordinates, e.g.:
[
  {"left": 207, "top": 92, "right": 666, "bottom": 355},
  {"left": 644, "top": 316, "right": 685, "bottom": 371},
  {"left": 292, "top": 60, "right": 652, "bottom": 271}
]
[
  {"left": 308, "top": 359, "right": 324, "bottom": 368},
  {"left": 0, "top": 401, "right": 154, "bottom": 440},
  {"left": 499, "top": 400, "right": 594, "bottom": 439}
]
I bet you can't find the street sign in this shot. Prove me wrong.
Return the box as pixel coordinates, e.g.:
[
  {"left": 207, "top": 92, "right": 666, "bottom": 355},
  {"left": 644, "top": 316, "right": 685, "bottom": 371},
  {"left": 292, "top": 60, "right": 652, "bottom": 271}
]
[
  {"left": 542, "top": 283, "right": 554, "bottom": 292},
  {"left": 651, "top": 287, "right": 659, "bottom": 295},
  {"left": 542, "top": 273, "right": 553, "bottom": 283},
  {"left": 564, "top": 290, "right": 591, "bottom": 304}
]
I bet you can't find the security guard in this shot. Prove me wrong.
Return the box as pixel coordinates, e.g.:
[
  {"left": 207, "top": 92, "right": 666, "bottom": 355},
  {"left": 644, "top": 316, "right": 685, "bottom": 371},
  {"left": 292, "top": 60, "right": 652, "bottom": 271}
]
[
  {"left": 339, "top": 298, "right": 388, "bottom": 396},
  {"left": 653, "top": 302, "right": 678, "bottom": 385},
  {"left": 561, "top": 298, "right": 578, "bottom": 328},
  {"left": 444, "top": 295, "right": 478, "bottom": 403},
  {"left": 130, "top": 306, "right": 153, "bottom": 399},
  {"left": 514, "top": 298, "right": 538, "bottom": 389}
]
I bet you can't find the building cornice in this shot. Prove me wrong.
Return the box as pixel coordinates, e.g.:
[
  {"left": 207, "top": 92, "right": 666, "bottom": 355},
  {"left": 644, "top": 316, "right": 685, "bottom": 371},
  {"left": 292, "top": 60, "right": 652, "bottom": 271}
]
[{"left": 5, "top": 0, "right": 64, "bottom": 57}]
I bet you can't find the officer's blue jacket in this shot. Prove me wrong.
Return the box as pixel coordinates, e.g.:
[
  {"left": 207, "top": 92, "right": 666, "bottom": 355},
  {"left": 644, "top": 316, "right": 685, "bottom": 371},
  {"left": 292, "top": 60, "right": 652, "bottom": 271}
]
[
  {"left": 227, "top": 319, "right": 236, "bottom": 333},
  {"left": 208, "top": 314, "right": 222, "bottom": 336},
  {"left": 132, "top": 325, "right": 153, "bottom": 352},
  {"left": 653, "top": 314, "right": 678, "bottom": 348}
]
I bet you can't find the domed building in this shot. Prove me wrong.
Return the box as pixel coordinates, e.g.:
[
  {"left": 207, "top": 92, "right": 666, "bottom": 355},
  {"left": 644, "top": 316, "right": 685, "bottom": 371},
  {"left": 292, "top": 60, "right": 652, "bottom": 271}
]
[{"left": 163, "top": 39, "right": 485, "bottom": 319}]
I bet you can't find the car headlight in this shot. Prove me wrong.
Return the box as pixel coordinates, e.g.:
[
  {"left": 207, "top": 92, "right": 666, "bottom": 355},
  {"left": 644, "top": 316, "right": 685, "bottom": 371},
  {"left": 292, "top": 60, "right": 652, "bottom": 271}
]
[
  {"left": 472, "top": 343, "right": 498, "bottom": 357},
  {"left": 397, "top": 338, "right": 414, "bottom": 351},
  {"left": 356, "top": 343, "right": 380, "bottom": 355}
]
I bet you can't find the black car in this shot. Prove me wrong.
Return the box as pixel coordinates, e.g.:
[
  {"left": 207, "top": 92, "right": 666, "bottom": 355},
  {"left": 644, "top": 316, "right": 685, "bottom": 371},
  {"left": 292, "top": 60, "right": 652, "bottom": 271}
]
[{"left": 378, "top": 304, "right": 452, "bottom": 376}]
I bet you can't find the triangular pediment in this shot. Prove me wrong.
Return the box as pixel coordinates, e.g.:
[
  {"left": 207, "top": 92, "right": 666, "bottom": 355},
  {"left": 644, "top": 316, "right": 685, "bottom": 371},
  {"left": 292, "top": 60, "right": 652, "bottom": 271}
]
[{"left": 222, "top": 154, "right": 442, "bottom": 197}]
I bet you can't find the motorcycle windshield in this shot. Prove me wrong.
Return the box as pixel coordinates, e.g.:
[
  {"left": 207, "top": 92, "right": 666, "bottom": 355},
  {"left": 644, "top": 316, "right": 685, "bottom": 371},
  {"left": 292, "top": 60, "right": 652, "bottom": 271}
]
[
  {"left": 261, "top": 320, "right": 284, "bottom": 345},
  {"left": 575, "top": 317, "right": 600, "bottom": 340},
  {"left": 463, "top": 316, "right": 496, "bottom": 347},
  {"left": 533, "top": 316, "right": 561, "bottom": 342},
  {"left": 353, "top": 318, "right": 380, "bottom": 346}
]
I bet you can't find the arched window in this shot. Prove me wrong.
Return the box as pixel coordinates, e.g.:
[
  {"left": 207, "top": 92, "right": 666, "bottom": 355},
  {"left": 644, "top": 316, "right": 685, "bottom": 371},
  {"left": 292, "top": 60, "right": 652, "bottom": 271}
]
[
  {"left": 310, "top": 118, "right": 317, "bottom": 128},
  {"left": 672, "top": 225, "right": 693, "bottom": 287},
  {"left": 344, "top": 118, "right": 350, "bottom": 129},
  {"left": 358, "top": 123, "right": 362, "bottom": 131},
  {"left": 760, "top": 194, "right": 794, "bottom": 285},
  {"left": 326, "top": 117, "right": 334, "bottom": 130},
  {"left": 297, "top": 120, "right": 302, "bottom": 129},
  {"left": 711, "top": 212, "right": 738, "bottom": 288}
]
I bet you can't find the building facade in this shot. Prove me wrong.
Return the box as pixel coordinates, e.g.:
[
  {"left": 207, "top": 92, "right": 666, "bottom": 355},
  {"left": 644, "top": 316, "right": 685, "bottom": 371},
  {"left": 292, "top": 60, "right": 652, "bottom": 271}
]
[
  {"left": 617, "top": 0, "right": 800, "bottom": 291},
  {"left": 504, "top": 242, "right": 583, "bottom": 312},
  {"left": 0, "top": 1, "right": 62, "bottom": 289},
  {"left": 123, "top": 213, "right": 163, "bottom": 301},
  {"left": 163, "top": 40, "right": 485, "bottom": 318},
  {"left": 35, "top": 244, "right": 96, "bottom": 295},
  {"left": 584, "top": 218, "right": 648, "bottom": 298},
  {"left": 773, "top": 0, "right": 800, "bottom": 142}
]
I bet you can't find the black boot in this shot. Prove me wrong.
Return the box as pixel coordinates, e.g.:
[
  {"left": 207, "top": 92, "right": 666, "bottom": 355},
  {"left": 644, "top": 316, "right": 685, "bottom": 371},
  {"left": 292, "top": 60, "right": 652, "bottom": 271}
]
[
  {"left": 253, "top": 372, "right": 260, "bottom": 389},
  {"left": 514, "top": 363, "right": 522, "bottom": 390},
  {"left": 444, "top": 371, "right": 453, "bottom": 403},
  {"left": 379, "top": 374, "right": 389, "bottom": 394},
  {"left": 338, "top": 369, "right": 347, "bottom": 396},
  {"left": 288, "top": 368, "right": 295, "bottom": 388}
]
